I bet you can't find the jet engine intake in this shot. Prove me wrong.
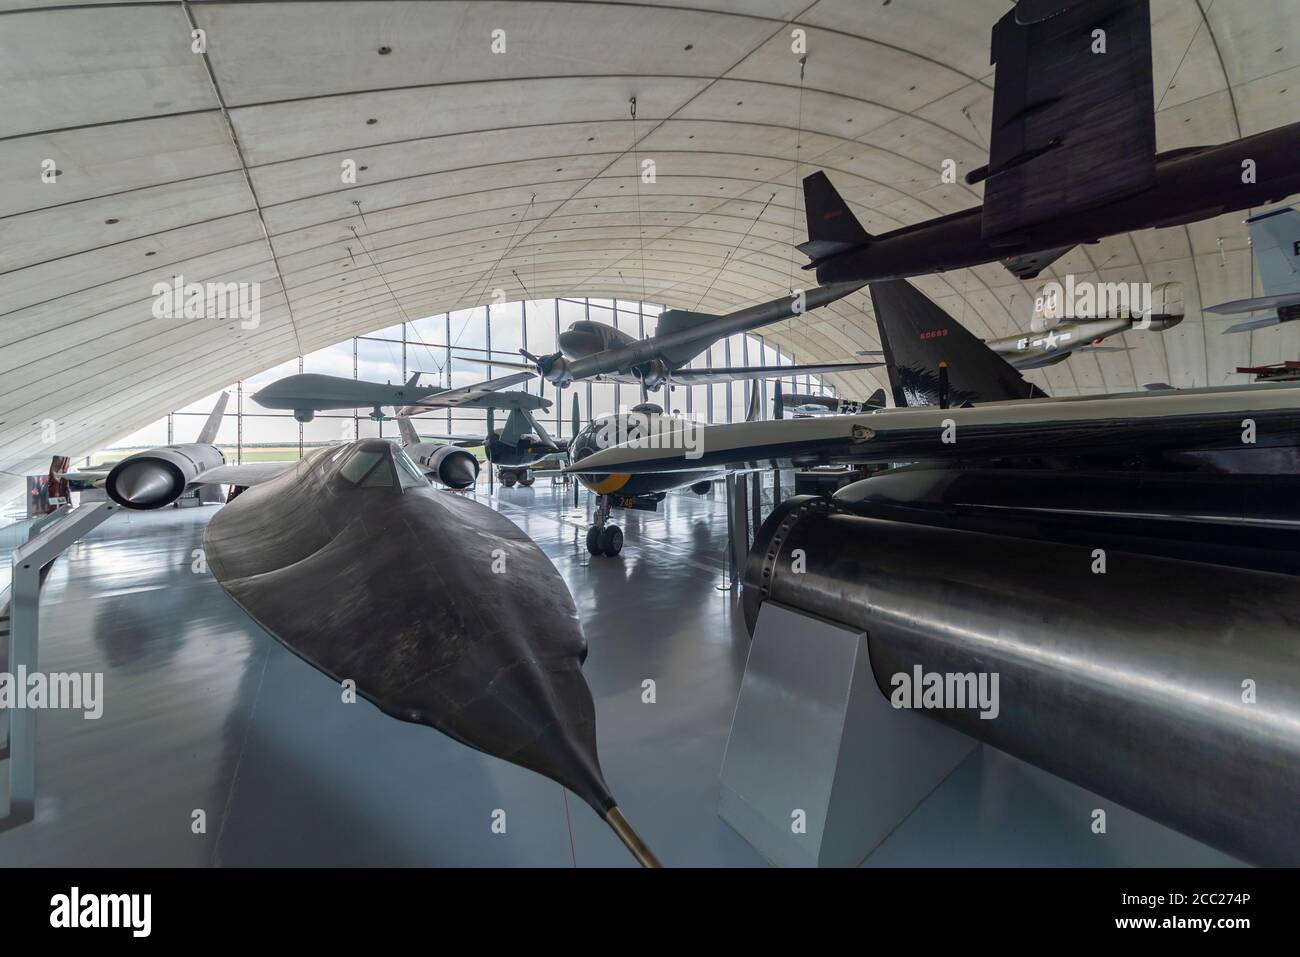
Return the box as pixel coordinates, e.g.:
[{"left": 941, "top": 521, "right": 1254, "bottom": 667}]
[
  {"left": 106, "top": 455, "right": 188, "bottom": 509},
  {"left": 427, "top": 444, "right": 480, "bottom": 490}
]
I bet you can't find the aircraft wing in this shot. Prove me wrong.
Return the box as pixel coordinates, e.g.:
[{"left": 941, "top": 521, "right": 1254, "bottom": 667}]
[
  {"left": 999, "top": 246, "right": 1074, "bottom": 280},
  {"left": 194, "top": 462, "right": 296, "bottom": 486},
  {"left": 410, "top": 432, "right": 486, "bottom": 445},
  {"left": 1206, "top": 293, "right": 1300, "bottom": 316},
  {"left": 568, "top": 383, "right": 1300, "bottom": 475},
  {"left": 401, "top": 372, "right": 547, "bottom": 413},
  {"left": 668, "top": 361, "right": 880, "bottom": 385},
  {"left": 591, "top": 371, "right": 642, "bottom": 385},
  {"left": 979, "top": 0, "right": 1155, "bottom": 240}
]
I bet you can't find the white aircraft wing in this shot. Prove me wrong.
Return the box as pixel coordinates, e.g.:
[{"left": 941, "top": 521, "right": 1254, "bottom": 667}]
[
  {"left": 409, "top": 371, "right": 534, "bottom": 405},
  {"left": 1206, "top": 293, "right": 1300, "bottom": 316}
]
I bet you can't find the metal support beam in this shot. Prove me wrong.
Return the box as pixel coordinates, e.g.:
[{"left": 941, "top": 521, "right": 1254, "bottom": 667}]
[
  {"left": 1, "top": 502, "right": 116, "bottom": 831},
  {"left": 730, "top": 473, "right": 749, "bottom": 586}
]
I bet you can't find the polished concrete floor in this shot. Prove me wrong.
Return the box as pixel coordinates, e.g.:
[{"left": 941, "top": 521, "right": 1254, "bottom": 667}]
[{"left": 0, "top": 482, "right": 1239, "bottom": 867}]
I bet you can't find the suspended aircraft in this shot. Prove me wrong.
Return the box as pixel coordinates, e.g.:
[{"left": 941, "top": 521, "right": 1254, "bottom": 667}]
[
  {"left": 1207, "top": 207, "right": 1300, "bottom": 334},
  {"left": 250, "top": 370, "right": 542, "bottom": 422},
  {"left": 797, "top": 0, "right": 1300, "bottom": 289},
  {"left": 470, "top": 283, "right": 878, "bottom": 393}
]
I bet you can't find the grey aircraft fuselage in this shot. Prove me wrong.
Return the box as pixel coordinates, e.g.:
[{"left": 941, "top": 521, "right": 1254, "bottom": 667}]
[{"left": 811, "top": 123, "right": 1300, "bottom": 285}]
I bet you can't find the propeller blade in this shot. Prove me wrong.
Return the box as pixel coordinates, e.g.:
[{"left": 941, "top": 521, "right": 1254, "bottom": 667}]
[
  {"left": 745, "top": 380, "right": 762, "bottom": 422},
  {"left": 774, "top": 380, "right": 784, "bottom": 420}
]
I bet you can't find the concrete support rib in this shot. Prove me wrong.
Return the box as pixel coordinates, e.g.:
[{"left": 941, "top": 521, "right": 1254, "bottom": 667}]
[{"left": 181, "top": 0, "right": 303, "bottom": 355}]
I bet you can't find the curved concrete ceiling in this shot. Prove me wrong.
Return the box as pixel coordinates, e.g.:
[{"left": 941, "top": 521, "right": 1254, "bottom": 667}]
[{"left": 2, "top": 0, "right": 1298, "bottom": 500}]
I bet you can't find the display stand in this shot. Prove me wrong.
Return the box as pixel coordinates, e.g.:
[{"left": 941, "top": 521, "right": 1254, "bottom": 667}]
[
  {"left": 0, "top": 502, "right": 116, "bottom": 831},
  {"left": 719, "top": 601, "right": 977, "bottom": 867}
]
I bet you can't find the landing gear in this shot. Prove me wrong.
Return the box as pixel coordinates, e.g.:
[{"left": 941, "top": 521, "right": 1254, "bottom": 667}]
[
  {"left": 499, "top": 468, "right": 534, "bottom": 488},
  {"left": 585, "top": 494, "right": 623, "bottom": 557}
]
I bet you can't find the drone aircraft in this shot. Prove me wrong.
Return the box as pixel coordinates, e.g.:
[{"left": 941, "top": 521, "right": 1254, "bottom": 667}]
[{"left": 250, "top": 370, "right": 543, "bottom": 422}]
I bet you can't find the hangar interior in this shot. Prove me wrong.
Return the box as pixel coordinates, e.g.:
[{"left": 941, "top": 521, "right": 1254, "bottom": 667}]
[{"left": 2, "top": 0, "right": 1298, "bottom": 868}]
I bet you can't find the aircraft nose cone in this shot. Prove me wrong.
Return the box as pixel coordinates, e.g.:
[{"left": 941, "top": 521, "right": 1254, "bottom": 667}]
[
  {"left": 113, "top": 461, "right": 174, "bottom": 505},
  {"left": 440, "top": 454, "right": 478, "bottom": 490},
  {"left": 558, "top": 330, "right": 600, "bottom": 358}
]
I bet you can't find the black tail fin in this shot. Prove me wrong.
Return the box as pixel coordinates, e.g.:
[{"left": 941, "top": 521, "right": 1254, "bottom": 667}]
[
  {"left": 869, "top": 280, "right": 1048, "bottom": 407},
  {"left": 796, "top": 172, "right": 873, "bottom": 264}
]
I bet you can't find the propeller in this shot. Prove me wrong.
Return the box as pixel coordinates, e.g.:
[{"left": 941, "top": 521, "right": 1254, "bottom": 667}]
[
  {"left": 520, "top": 348, "right": 565, "bottom": 379},
  {"left": 774, "top": 380, "right": 784, "bottom": 420}
]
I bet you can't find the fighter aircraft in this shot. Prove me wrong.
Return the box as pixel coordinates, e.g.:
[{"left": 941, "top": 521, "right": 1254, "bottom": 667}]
[
  {"left": 1207, "top": 207, "right": 1300, "bottom": 334},
  {"left": 568, "top": 383, "right": 764, "bottom": 557},
  {"left": 774, "top": 381, "right": 885, "bottom": 417},
  {"left": 798, "top": 1, "right": 1300, "bottom": 289},
  {"left": 988, "top": 281, "right": 1183, "bottom": 370},
  {"left": 474, "top": 283, "right": 878, "bottom": 392}
]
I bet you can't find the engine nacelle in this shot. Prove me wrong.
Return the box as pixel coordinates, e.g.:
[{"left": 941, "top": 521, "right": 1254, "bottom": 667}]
[
  {"left": 425, "top": 445, "right": 479, "bottom": 490},
  {"left": 634, "top": 359, "right": 669, "bottom": 391},
  {"left": 105, "top": 443, "right": 223, "bottom": 509}
]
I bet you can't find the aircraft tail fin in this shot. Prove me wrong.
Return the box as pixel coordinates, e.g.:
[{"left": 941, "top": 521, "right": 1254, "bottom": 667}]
[
  {"left": 196, "top": 392, "right": 230, "bottom": 445},
  {"left": 1247, "top": 207, "right": 1300, "bottom": 298},
  {"left": 395, "top": 414, "right": 422, "bottom": 446},
  {"left": 867, "top": 387, "right": 887, "bottom": 408},
  {"left": 870, "top": 280, "right": 1048, "bottom": 407},
  {"left": 500, "top": 408, "right": 534, "bottom": 446},
  {"left": 796, "top": 172, "right": 873, "bottom": 265}
]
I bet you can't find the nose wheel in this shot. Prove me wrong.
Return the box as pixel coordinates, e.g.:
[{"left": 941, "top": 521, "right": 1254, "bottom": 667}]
[{"left": 585, "top": 494, "right": 623, "bottom": 557}]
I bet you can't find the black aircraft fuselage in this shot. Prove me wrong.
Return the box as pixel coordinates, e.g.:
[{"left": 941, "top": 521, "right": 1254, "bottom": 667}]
[{"left": 813, "top": 122, "right": 1300, "bottom": 284}]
